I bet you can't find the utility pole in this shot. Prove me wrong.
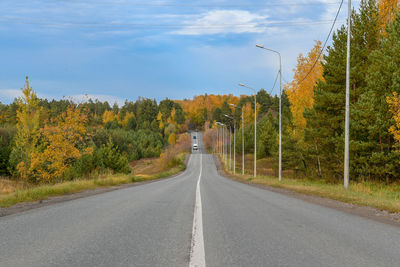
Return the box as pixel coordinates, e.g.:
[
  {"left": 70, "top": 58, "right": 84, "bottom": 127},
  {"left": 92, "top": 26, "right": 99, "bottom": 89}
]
[
  {"left": 344, "top": 0, "right": 351, "bottom": 189},
  {"left": 215, "top": 126, "right": 218, "bottom": 154}
]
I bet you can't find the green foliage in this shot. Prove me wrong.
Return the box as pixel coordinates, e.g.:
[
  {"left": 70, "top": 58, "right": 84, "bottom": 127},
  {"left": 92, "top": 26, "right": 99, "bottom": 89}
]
[
  {"left": 92, "top": 128, "right": 164, "bottom": 161},
  {"left": 100, "top": 139, "right": 131, "bottom": 174},
  {"left": 0, "top": 126, "right": 16, "bottom": 175},
  {"left": 257, "top": 115, "right": 277, "bottom": 158},
  {"left": 304, "top": 0, "right": 383, "bottom": 180}
]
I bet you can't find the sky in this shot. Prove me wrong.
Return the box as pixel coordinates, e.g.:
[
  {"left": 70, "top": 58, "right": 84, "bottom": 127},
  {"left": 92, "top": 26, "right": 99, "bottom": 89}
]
[{"left": 0, "top": 0, "right": 359, "bottom": 105}]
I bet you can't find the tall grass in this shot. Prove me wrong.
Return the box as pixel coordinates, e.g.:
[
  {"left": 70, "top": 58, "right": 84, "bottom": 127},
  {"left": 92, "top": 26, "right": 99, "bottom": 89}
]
[{"left": 220, "top": 154, "right": 400, "bottom": 213}]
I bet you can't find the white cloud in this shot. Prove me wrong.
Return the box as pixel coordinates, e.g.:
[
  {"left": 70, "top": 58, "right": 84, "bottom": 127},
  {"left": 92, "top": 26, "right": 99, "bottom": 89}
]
[
  {"left": 0, "top": 89, "right": 22, "bottom": 103},
  {"left": 0, "top": 89, "right": 125, "bottom": 106},
  {"left": 173, "top": 9, "right": 269, "bottom": 35},
  {"left": 70, "top": 94, "right": 125, "bottom": 106}
]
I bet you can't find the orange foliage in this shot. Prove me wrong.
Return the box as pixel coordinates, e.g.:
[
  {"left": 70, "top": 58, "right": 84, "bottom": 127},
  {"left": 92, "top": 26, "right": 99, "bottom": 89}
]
[
  {"left": 102, "top": 110, "right": 115, "bottom": 124},
  {"left": 285, "top": 41, "right": 324, "bottom": 137},
  {"left": 176, "top": 94, "right": 240, "bottom": 124},
  {"left": 203, "top": 128, "right": 217, "bottom": 151},
  {"left": 378, "top": 0, "right": 400, "bottom": 32}
]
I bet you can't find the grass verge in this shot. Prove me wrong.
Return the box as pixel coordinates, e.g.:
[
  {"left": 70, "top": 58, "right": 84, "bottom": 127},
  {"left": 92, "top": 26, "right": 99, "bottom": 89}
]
[
  {"left": 219, "top": 155, "right": 400, "bottom": 213},
  {"left": 0, "top": 154, "right": 187, "bottom": 208}
]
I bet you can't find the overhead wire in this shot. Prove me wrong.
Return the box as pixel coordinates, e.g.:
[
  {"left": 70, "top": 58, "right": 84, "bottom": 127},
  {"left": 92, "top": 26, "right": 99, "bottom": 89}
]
[
  {"left": 289, "top": 0, "right": 344, "bottom": 87},
  {"left": 269, "top": 70, "right": 280, "bottom": 95}
]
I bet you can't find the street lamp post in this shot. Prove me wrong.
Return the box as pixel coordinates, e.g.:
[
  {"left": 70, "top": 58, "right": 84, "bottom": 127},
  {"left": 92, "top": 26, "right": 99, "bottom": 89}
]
[
  {"left": 230, "top": 104, "right": 245, "bottom": 175},
  {"left": 239, "top": 83, "right": 257, "bottom": 178},
  {"left": 228, "top": 105, "right": 241, "bottom": 175},
  {"left": 217, "top": 122, "right": 227, "bottom": 165},
  {"left": 224, "top": 114, "right": 235, "bottom": 172},
  {"left": 256, "top": 44, "right": 282, "bottom": 181},
  {"left": 228, "top": 126, "right": 232, "bottom": 171}
]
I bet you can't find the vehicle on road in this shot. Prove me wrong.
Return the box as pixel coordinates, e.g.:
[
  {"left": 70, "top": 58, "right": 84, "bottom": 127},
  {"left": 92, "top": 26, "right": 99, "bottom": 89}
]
[
  {"left": 192, "top": 144, "right": 198, "bottom": 150},
  {"left": 193, "top": 135, "right": 196, "bottom": 139}
]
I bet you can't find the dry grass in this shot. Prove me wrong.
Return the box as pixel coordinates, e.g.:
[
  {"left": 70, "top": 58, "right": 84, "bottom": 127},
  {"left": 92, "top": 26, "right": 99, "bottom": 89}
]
[
  {"left": 220, "top": 154, "right": 400, "bottom": 213},
  {"left": 0, "top": 153, "right": 187, "bottom": 208},
  {"left": 130, "top": 158, "right": 163, "bottom": 175},
  {"left": 0, "top": 174, "right": 134, "bottom": 208},
  {"left": 0, "top": 178, "right": 30, "bottom": 195}
]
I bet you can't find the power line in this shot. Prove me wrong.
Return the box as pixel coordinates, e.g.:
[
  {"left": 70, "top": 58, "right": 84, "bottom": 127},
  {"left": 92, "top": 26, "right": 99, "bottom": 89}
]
[
  {"left": 290, "top": 0, "right": 344, "bottom": 87},
  {"left": 269, "top": 70, "right": 280, "bottom": 95}
]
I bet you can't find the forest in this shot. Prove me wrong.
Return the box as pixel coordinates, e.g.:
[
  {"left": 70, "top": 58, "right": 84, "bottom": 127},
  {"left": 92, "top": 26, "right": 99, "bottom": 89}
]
[{"left": 0, "top": 80, "right": 188, "bottom": 183}]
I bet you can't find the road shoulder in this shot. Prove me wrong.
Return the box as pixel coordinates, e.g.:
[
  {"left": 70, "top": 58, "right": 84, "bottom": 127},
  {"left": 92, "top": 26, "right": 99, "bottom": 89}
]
[
  {"left": 0, "top": 154, "right": 191, "bottom": 218},
  {"left": 213, "top": 154, "right": 400, "bottom": 228}
]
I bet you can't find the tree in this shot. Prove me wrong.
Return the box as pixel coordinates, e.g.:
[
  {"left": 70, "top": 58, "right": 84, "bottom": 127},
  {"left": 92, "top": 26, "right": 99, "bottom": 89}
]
[
  {"left": 387, "top": 92, "right": 400, "bottom": 147},
  {"left": 286, "top": 40, "right": 324, "bottom": 139},
  {"left": 9, "top": 77, "right": 41, "bottom": 181},
  {"left": 355, "top": 10, "right": 400, "bottom": 181},
  {"left": 168, "top": 132, "right": 176, "bottom": 145},
  {"left": 29, "top": 105, "right": 91, "bottom": 181},
  {"left": 304, "top": 0, "right": 381, "bottom": 179},
  {"left": 102, "top": 110, "right": 115, "bottom": 125}
]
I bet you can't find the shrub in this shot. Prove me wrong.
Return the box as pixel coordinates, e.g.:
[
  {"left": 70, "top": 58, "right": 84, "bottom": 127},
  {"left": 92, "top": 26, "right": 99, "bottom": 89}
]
[
  {"left": 100, "top": 139, "right": 131, "bottom": 174},
  {"left": 0, "top": 126, "right": 16, "bottom": 176}
]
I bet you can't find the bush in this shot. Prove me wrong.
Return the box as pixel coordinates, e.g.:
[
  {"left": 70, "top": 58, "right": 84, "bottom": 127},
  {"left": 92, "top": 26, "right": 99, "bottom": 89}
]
[
  {"left": 0, "top": 126, "right": 16, "bottom": 176},
  {"left": 91, "top": 128, "right": 164, "bottom": 161},
  {"left": 64, "top": 148, "right": 104, "bottom": 180},
  {"left": 100, "top": 140, "right": 131, "bottom": 174},
  {"left": 158, "top": 133, "right": 190, "bottom": 170}
]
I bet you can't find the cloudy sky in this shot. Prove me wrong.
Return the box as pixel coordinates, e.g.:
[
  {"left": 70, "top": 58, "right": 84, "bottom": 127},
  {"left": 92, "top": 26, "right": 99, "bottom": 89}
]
[{"left": 0, "top": 0, "right": 358, "bottom": 104}]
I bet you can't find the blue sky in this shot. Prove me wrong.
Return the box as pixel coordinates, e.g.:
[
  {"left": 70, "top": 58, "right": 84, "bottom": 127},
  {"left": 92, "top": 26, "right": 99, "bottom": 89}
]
[{"left": 0, "top": 0, "right": 357, "bottom": 105}]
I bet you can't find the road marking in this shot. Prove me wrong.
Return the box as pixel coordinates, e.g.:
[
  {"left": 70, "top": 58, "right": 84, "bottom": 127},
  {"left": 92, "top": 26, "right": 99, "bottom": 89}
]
[{"left": 189, "top": 154, "right": 206, "bottom": 267}]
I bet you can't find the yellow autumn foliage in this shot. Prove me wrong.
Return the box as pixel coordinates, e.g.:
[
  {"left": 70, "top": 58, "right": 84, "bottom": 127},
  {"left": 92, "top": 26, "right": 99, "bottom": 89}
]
[
  {"left": 387, "top": 92, "right": 400, "bottom": 147},
  {"left": 286, "top": 41, "right": 324, "bottom": 140},
  {"left": 13, "top": 77, "right": 41, "bottom": 181},
  {"left": 378, "top": 0, "right": 400, "bottom": 33},
  {"left": 29, "top": 105, "right": 91, "bottom": 181},
  {"left": 102, "top": 110, "right": 115, "bottom": 124}
]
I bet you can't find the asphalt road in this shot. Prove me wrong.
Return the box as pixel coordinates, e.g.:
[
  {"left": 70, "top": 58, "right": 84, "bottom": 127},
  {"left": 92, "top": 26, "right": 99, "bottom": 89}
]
[{"left": 1, "top": 132, "right": 399, "bottom": 266}]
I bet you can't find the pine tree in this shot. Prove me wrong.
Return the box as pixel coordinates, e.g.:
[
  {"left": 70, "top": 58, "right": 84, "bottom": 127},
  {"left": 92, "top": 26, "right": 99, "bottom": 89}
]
[
  {"left": 304, "top": 0, "right": 381, "bottom": 180},
  {"left": 355, "top": 10, "right": 400, "bottom": 181}
]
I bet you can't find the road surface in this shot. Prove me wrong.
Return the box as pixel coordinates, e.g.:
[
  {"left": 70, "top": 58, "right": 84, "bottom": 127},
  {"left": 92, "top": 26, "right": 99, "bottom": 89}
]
[{"left": 0, "top": 132, "right": 399, "bottom": 266}]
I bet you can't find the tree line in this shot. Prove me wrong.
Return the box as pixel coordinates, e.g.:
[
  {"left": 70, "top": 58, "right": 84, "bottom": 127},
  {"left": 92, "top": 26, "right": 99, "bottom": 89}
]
[{"left": 0, "top": 79, "right": 187, "bottom": 182}]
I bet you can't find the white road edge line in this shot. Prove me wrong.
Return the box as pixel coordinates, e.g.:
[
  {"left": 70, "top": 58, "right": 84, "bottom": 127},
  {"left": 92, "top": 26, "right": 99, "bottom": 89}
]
[{"left": 189, "top": 153, "right": 206, "bottom": 267}]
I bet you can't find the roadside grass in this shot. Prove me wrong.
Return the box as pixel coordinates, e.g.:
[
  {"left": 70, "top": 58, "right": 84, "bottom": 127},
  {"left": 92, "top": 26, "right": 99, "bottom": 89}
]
[
  {"left": 0, "top": 153, "right": 187, "bottom": 208},
  {"left": 219, "top": 154, "right": 400, "bottom": 213}
]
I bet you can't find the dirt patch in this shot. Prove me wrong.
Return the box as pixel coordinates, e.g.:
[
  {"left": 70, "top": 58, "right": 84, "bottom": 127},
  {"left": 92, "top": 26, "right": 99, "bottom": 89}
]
[
  {"left": 213, "top": 155, "right": 400, "bottom": 228},
  {"left": 130, "top": 157, "right": 162, "bottom": 175}
]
